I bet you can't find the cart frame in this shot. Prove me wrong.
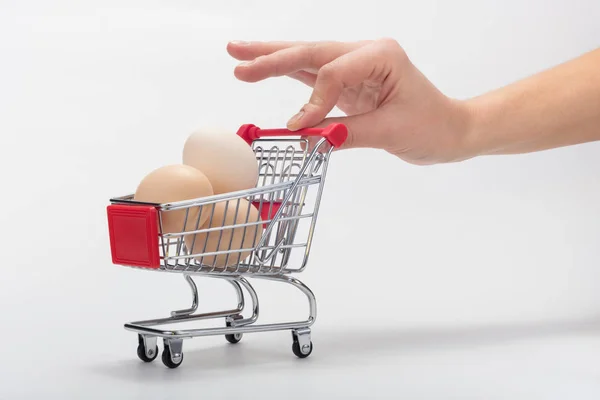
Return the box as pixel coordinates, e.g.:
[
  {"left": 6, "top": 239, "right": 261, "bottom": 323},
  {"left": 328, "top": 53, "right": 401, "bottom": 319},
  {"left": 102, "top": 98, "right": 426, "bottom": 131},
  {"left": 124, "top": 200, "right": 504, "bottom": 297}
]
[{"left": 106, "top": 123, "right": 347, "bottom": 368}]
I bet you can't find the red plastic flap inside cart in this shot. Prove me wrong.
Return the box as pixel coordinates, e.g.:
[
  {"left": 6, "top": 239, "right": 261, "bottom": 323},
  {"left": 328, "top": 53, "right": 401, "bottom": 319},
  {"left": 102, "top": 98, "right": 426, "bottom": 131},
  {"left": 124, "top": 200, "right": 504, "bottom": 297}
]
[
  {"left": 106, "top": 204, "right": 161, "bottom": 269},
  {"left": 252, "top": 201, "right": 283, "bottom": 229}
]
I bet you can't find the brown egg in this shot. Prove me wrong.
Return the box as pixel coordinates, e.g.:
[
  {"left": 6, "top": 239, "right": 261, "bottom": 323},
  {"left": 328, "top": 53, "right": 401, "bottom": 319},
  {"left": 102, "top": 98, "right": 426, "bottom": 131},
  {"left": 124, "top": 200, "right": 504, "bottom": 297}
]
[
  {"left": 185, "top": 198, "right": 262, "bottom": 268},
  {"left": 133, "top": 164, "right": 214, "bottom": 234}
]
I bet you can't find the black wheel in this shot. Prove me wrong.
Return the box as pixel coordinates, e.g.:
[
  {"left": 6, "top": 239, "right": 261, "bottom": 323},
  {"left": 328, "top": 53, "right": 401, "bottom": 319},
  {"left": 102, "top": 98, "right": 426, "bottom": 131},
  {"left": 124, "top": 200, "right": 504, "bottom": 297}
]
[
  {"left": 225, "top": 315, "right": 243, "bottom": 344},
  {"left": 137, "top": 335, "right": 158, "bottom": 363},
  {"left": 225, "top": 333, "right": 243, "bottom": 344},
  {"left": 292, "top": 339, "right": 313, "bottom": 359},
  {"left": 161, "top": 344, "right": 183, "bottom": 369}
]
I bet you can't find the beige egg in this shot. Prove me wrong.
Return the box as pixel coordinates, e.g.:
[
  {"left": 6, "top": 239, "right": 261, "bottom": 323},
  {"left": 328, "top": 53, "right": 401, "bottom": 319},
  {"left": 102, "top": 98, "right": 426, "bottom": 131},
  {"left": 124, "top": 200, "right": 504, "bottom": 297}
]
[
  {"left": 133, "top": 164, "right": 214, "bottom": 234},
  {"left": 182, "top": 127, "right": 258, "bottom": 194},
  {"left": 185, "top": 199, "right": 262, "bottom": 268}
]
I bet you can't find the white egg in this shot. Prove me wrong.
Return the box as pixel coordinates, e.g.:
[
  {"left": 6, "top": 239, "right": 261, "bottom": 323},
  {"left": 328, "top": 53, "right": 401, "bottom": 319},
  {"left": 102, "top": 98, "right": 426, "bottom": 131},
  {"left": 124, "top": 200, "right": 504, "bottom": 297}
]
[{"left": 182, "top": 127, "right": 259, "bottom": 194}]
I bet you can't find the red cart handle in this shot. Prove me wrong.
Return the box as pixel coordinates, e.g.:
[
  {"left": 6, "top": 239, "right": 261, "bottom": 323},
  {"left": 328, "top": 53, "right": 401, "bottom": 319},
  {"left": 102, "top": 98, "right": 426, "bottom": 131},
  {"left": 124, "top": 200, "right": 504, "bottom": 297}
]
[{"left": 237, "top": 123, "right": 348, "bottom": 148}]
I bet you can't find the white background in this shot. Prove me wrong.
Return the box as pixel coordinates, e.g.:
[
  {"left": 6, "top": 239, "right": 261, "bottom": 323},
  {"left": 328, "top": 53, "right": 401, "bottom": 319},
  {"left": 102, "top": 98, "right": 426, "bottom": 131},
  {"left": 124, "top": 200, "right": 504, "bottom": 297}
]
[{"left": 1, "top": 0, "right": 600, "bottom": 398}]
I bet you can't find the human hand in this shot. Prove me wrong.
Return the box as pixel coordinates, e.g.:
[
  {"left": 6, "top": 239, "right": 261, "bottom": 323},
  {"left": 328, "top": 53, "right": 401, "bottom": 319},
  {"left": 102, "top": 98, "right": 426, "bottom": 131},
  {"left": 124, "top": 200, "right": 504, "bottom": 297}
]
[{"left": 227, "top": 38, "right": 474, "bottom": 165}]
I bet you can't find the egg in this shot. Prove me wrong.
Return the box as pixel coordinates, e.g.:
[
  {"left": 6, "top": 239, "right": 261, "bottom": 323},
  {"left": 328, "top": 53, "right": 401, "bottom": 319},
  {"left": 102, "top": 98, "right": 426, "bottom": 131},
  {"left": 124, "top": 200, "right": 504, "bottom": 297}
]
[
  {"left": 133, "top": 164, "right": 214, "bottom": 234},
  {"left": 182, "top": 127, "right": 258, "bottom": 194},
  {"left": 185, "top": 198, "right": 262, "bottom": 268}
]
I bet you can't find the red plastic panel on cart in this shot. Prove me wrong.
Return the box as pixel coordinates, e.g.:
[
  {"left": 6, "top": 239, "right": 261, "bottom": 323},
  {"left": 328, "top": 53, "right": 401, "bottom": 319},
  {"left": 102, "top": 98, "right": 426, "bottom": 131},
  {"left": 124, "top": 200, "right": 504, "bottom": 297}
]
[
  {"left": 106, "top": 204, "right": 160, "bottom": 269},
  {"left": 252, "top": 201, "right": 283, "bottom": 229}
]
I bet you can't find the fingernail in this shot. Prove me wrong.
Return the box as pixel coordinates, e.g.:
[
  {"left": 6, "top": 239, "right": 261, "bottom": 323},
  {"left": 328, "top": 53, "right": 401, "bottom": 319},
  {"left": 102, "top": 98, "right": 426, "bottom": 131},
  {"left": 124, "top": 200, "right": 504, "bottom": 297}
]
[
  {"left": 230, "top": 40, "right": 250, "bottom": 46},
  {"left": 287, "top": 109, "right": 305, "bottom": 127}
]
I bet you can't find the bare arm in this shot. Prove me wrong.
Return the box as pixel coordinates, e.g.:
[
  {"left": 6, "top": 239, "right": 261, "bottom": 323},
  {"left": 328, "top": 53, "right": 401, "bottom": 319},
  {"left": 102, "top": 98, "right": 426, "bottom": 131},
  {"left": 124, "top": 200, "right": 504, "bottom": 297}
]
[{"left": 465, "top": 48, "right": 600, "bottom": 157}]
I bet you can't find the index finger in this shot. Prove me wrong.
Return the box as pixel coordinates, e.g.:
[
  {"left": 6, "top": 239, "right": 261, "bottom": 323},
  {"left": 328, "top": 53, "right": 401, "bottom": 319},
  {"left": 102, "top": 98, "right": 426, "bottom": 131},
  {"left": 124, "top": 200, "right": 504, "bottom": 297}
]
[
  {"left": 227, "top": 40, "right": 311, "bottom": 61},
  {"left": 233, "top": 42, "right": 362, "bottom": 83},
  {"left": 227, "top": 40, "right": 370, "bottom": 61}
]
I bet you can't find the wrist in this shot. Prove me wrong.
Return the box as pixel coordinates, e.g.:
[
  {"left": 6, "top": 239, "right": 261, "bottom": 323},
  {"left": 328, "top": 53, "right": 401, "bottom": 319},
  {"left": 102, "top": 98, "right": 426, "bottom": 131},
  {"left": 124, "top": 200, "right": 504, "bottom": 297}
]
[
  {"left": 443, "top": 97, "right": 488, "bottom": 163},
  {"left": 456, "top": 96, "right": 494, "bottom": 160}
]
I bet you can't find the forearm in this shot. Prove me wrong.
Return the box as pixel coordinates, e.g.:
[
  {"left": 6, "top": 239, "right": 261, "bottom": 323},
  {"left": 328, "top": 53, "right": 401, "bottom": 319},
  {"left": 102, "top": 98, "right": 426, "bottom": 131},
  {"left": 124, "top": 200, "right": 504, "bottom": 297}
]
[{"left": 464, "top": 48, "right": 600, "bottom": 157}]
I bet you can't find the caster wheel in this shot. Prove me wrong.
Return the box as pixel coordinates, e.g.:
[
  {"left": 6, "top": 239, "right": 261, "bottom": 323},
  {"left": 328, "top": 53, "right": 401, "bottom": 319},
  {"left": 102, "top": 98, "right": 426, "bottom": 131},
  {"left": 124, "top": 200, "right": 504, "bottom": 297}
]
[
  {"left": 292, "top": 338, "right": 313, "bottom": 359},
  {"left": 225, "top": 314, "right": 243, "bottom": 344},
  {"left": 162, "top": 343, "right": 183, "bottom": 369},
  {"left": 225, "top": 333, "right": 243, "bottom": 344},
  {"left": 137, "top": 335, "right": 158, "bottom": 363}
]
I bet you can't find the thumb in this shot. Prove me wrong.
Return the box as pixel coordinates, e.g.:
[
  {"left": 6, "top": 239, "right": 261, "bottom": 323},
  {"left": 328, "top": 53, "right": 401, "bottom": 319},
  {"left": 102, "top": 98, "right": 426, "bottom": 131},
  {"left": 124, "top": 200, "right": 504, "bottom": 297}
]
[{"left": 286, "top": 71, "right": 343, "bottom": 131}]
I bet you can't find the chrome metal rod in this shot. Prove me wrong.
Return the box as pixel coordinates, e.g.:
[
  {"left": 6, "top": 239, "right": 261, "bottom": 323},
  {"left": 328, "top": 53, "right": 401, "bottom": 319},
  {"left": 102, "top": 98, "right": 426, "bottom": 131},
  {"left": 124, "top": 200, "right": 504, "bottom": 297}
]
[
  {"left": 128, "top": 308, "right": 243, "bottom": 327},
  {"left": 163, "top": 213, "right": 315, "bottom": 239},
  {"left": 170, "top": 275, "right": 199, "bottom": 317},
  {"left": 253, "top": 140, "right": 327, "bottom": 259},
  {"left": 231, "top": 277, "right": 259, "bottom": 327},
  {"left": 299, "top": 146, "right": 334, "bottom": 272},
  {"left": 228, "top": 279, "right": 245, "bottom": 311},
  {"left": 124, "top": 320, "right": 312, "bottom": 339},
  {"left": 254, "top": 274, "right": 316, "bottom": 324},
  {"left": 124, "top": 275, "right": 315, "bottom": 339}
]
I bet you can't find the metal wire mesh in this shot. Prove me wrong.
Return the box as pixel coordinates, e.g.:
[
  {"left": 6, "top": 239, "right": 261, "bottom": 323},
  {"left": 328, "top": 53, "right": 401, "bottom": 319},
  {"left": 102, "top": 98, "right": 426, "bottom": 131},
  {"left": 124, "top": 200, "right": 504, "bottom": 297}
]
[{"left": 153, "top": 138, "right": 330, "bottom": 275}]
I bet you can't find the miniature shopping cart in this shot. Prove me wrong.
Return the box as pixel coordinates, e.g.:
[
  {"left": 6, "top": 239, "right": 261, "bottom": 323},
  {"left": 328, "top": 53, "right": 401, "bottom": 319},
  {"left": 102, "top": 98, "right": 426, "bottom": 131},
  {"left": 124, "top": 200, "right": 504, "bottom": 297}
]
[{"left": 106, "top": 123, "right": 347, "bottom": 368}]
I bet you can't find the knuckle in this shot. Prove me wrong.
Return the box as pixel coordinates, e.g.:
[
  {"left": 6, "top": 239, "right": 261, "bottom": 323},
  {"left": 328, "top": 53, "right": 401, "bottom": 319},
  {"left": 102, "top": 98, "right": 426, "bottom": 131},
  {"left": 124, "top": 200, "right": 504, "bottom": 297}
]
[
  {"left": 318, "top": 63, "right": 338, "bottom": 81},
  {"left": 377, "top": 37, "right": 400, "bottom": 48},
  {"left": 376, "top": 37, "right": 407, "bottom": 58}
]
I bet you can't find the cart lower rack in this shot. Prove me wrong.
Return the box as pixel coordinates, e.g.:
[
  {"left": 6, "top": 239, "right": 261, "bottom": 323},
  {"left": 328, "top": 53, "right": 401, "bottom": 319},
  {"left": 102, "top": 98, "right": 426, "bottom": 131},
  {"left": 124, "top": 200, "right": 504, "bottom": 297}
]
[{"left": 106, "top": 123, "right": 347, "bottom": 368}]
